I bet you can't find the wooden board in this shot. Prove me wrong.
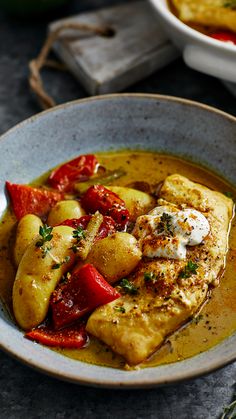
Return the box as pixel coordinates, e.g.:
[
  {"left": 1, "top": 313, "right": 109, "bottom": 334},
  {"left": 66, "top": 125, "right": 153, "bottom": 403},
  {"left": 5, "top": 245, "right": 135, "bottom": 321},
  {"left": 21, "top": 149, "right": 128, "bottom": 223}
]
[{"left": 49, "top": 1, "right": 179, "bottom": 95}]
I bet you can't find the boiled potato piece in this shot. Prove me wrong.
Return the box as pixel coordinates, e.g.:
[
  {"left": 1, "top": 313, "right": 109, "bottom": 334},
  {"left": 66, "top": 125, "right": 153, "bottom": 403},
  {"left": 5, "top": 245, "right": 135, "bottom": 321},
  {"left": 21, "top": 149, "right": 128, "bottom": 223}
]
[
  {"left": 13, "top": 226, "right": 76, "bottom": 330},
  {"left": 47, "top": 199, "right": 85, "bottom": 226},
  {"left": 14, "top": 214, "right": 43, "bottom": 267},
  {"left": 108, "top": 186, "right": 155, "bottom": 221},
  {"left": 87, "top": 232, "right": 142, "bottom": 283}
]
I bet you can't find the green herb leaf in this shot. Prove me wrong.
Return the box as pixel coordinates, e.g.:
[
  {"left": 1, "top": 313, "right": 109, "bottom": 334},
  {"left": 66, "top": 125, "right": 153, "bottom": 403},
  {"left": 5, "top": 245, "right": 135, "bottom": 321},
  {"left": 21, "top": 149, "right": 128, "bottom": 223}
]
[
  {"left": 61, "top": 272, "right": 71, "bottom": 284},
  {"left": 71, "top": 226, "right": 86, "bottom": 253},
  {"left": 73, "top": 226, "right": 86, "bottom": 242},
  {"left": 119, "top": 279, "right": 138, "bottom": 295},
  {"left": 52, "top": 255, "right": 70, "bottom": 270},
  {"left": 179, "top": 260, "right": 198, "bottom": 279},
  {"left": 144, "top": 271, "right": 158, "bottom": 284},
  {"left": 114, "top": 306, "right": 126, "bottom": 313},
  {"left": 71, "top": 244, "right": 79, "bottom": 254},
  {"left": 41, "top": 245, "right": 52, "bottom": 259},
  {"left": 156, "top": 212, "right": 173, "bottom": 236},
  {"left": 36, "top": 224, "right": 53, "bottom": 248}
]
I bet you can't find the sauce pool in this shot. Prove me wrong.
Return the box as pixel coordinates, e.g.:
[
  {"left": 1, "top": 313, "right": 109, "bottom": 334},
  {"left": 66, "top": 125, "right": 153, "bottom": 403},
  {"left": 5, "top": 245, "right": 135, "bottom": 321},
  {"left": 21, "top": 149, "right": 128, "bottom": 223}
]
[{"left": 0, "top": 151, "right": 236, "bottom": 369}]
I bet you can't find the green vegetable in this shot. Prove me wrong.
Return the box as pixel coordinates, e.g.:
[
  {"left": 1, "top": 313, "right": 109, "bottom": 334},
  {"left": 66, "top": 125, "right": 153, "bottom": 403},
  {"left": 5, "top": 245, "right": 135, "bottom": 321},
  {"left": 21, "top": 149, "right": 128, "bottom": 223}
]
[
  {"left": 74, "top": 168, "right": 126, "bottom": 195},
  {"left": 36, "top": 225, "right": 53, "bottom": 248},
  {"left": 119, "top": 279, "right": 138, "bottom": 295},
  {"left": 157, "top": 213, "right": 173, "bottom": 236},
  {"left": 179, "top": 261, "right": 198, "bottom": 279},
  {"left": 41, "top": 245, "right": 52, "bottom": 259}
]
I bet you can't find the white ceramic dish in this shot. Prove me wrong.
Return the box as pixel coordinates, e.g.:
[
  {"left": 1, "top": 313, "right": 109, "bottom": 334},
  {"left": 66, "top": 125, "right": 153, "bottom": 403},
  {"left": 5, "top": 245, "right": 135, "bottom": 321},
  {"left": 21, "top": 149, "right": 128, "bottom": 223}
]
[
  {"left": 0, "top": 94, "right": 236, "bottom": 388},
  {"left": 149, "top": 0, "right": 236, "bottom": 85}
]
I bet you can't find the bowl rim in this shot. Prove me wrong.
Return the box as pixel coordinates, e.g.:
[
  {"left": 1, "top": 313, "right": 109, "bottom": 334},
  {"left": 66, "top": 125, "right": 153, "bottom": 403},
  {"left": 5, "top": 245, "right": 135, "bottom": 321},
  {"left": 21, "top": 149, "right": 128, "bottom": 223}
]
[
  {"left": 0, "top": 93, "right": 236, "bottom": 388},
  {"left": 0, "top": 93, "right": 235, "bottom": 145},
  {"left": 150, "top": 0, "right": 236, "bottom": 53}
]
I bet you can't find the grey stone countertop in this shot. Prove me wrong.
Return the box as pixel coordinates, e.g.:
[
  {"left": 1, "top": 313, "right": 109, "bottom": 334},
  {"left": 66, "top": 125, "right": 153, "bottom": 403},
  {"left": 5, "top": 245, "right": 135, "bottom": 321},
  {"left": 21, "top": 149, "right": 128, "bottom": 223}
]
[{"left": 0, "top": 1, "right": 236, "bottom": 418}]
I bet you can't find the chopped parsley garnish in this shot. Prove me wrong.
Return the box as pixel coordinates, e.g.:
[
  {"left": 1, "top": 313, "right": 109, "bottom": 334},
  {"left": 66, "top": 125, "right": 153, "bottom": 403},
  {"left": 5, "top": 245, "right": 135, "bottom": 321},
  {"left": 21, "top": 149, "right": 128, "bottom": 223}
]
[
  {"left": 119, "top": 279, "right": 138, "bottom": 295},
  {"left": 224, "top": 0, "right": 236, "bottom": 9},
  {"left": 71, "top": 226, "right": 86, "bottom": 253},
  {"left": 36, "top": 224, "right": 53, "bottom": 248},
  {"left": 144, "top": 271, "right": 159, "bottom": 284},
  {"left": 52, "top": 256, "right": 71, "bottom": 270},
  {"left": 179, "top": 260, "right": 198, "bottom": 279},
  {"left": 73, "top": 226, "right": 86, "bottom": 241},
  {"left": 157, "top": 212, "right": 173, "bottom": 236},
  {"left": 114, "top": 306, "right": 126, "bottom": 313}
]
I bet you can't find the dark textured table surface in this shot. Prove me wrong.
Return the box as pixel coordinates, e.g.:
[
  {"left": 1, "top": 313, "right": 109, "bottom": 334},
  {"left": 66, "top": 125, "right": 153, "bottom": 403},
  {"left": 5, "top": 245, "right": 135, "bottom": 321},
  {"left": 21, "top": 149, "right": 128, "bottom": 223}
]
[{"left": 0, "top": 1, "right": 236, "bottom": 418}]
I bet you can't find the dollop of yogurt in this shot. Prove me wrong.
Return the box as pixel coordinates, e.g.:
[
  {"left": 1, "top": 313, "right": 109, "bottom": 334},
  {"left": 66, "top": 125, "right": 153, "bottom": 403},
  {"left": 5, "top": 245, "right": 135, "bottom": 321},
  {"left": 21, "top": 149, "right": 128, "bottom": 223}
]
[{"left": 133, "top": 206, "right": 210, "bottom": 260}]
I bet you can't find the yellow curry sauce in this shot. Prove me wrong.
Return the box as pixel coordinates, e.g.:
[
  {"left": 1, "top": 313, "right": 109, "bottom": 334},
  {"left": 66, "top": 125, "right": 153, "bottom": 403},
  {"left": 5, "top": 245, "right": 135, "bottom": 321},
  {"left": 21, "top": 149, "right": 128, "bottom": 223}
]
[
  {"left": 168, "top": 0, "right": 236, "bottom": 36},
  {"left": 0, "top": 151, "right": 236, "bottom": 369},
  {"left": 167, "top": 0, "right": 212, "bottom": 35}
]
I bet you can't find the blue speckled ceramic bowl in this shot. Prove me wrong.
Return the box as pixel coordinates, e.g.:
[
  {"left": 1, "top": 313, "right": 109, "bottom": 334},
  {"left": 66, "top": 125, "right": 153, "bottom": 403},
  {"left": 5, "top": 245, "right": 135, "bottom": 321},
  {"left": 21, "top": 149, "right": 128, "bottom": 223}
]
[{"left": 0, "top": 94, "right": 236, "bottom": 388}]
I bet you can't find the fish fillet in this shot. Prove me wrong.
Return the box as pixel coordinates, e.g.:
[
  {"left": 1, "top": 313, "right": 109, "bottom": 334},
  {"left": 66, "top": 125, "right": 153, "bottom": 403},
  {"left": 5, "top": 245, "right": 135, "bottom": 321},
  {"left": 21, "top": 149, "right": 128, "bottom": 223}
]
[{"left": 86, "top": 174, "right": 233, "bottom": 365}]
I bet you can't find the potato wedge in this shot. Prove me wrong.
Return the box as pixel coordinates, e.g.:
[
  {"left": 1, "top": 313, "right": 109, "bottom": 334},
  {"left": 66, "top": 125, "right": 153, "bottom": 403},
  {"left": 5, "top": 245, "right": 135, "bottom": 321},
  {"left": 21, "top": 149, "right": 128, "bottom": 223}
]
[
  {"left": 14, "top": 214, "right": 43, "bottom": 267},
  {"left": 47, "top": 200, "right": 85, "bottom": 226},
  {"left": 87, "top": 232, "right": 142, "bottom": 283},
  {"left": 107, "top": 186, "right": 155, "bottom": 221},
  {"left": 13, "top": 226, "right": 76, "bottom": 330}
]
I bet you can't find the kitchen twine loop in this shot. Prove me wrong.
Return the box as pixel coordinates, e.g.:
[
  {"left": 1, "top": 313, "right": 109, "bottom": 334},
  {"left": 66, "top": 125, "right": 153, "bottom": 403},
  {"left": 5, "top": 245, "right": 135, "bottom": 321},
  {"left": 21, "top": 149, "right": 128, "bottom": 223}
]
[{"left": 29, "top": 22, "right": 113, "bottom": 110}]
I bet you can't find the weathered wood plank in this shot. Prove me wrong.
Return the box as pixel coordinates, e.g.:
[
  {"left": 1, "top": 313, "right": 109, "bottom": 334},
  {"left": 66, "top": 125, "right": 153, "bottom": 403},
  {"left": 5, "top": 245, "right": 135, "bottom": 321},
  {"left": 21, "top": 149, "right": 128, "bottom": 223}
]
[{"left": 49, "top": 1, "right": 179, "bottom": 95}]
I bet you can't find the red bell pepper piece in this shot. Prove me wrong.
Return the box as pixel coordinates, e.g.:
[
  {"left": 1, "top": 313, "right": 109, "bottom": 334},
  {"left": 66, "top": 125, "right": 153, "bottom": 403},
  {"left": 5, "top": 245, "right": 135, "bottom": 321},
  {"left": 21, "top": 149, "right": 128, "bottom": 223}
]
[
  {"left": 81, "top": 185, "right": 130, "bottom": 230},
  {"left": 51, "top": 263, "right": 120, "bottom": 329},
  {"left": 210, "top": 31, "right": 236, "bottom": 45},
  {"left": 6, "top": 181, "right": 63, "bottom": 220},
  {"left": 25, "top": 323, "right": 88, "bottom": 349},
  {"left": 48, "top": 154, "right": 98, "bottom": 192},
  {"left": 60, "top": 215, "right": 116, "bottom": 241}
]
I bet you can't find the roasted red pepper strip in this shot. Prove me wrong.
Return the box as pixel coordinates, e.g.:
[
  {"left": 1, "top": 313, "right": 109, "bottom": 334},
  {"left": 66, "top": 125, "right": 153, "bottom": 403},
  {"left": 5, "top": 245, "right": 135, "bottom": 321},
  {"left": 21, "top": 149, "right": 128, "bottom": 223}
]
[
  {"left": 48, "top": 154, "right": 98, "bottom": 192},
  {"left": 25, "top": 323, "right": 88, "bottom": 349},
  {"left": 6, "top": 181, "right": 63, "bottom": 220},
  {"left": 51, "top": 263, "right": 120, "bottom": 329},
  {"left": 60, "top": 215, "right": 116, "bottom": 241},
  {"left": 210, "top": 31, "right": 236, "bottom": 45},
  {"left": 81, "top": 185, "right": 129, "bottom": 230}
]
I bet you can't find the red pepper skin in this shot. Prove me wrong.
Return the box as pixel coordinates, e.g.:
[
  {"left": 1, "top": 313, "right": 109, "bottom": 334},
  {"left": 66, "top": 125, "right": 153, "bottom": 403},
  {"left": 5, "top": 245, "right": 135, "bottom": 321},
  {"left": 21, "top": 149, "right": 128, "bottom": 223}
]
[
  {"left": 25, "top": 323, "right": 88, "bottom": 349},
  {"left": 48, "top": 154, "right": 98, "bottom": 192},
  {"left": 51, "top": 263, "right": 120, "bottom": 329},
  {"left": 6, "top": 181, "right": 63, "bottom": 220},
  {"left": 210, "top": 31, "right": 236, "bottom": 45},
  {"left": 81, "top": 185, "right": 130, "bottom": 230},
  {"left": 60, "top": 215, "right": 116, "bottom": 241}
]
